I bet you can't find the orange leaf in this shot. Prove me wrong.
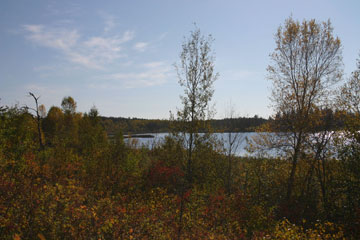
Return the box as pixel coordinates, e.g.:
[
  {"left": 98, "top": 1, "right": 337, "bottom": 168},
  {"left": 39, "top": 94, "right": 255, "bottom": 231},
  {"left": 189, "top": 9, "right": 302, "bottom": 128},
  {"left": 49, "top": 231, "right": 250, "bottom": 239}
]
[
  {"left": 13, "top": 234, "right": 21, "bottom": 240},
  {"left": 38, "top": 233, "right": 46, "bottom": 240}
]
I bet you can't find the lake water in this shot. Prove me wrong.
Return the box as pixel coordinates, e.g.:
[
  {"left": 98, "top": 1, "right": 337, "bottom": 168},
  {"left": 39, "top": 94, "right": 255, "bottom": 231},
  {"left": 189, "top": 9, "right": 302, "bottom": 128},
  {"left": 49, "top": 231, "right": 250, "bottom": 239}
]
[
  {"left": 124, "top": 131, "right": 338, "bottom": 157},
  {"left": 124, "top": 132, "right": 260, "bottom": 156}
]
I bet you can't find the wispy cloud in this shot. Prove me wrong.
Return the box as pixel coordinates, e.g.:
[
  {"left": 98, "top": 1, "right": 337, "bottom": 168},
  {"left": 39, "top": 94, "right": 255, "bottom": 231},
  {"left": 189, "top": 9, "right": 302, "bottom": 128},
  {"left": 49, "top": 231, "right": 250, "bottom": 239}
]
[
  {"left": 95, "top": 61, "right": 172, "bottom": 89},
  {"left": 23, "top": 24, "right": 134, "bottom": 69},
  {"left": 133, "top": 42, "right": 149, "bottom": 52},
  {"left": 23, "top": 24, "right": 79, "bottom": 50}
]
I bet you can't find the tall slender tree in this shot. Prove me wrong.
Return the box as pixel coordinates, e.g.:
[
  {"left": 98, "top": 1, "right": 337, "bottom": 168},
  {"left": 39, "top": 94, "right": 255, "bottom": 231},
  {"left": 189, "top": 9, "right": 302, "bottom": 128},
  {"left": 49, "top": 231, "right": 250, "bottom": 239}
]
[
  {"left": 174, "top": 25, "right": 218, "bottom": 186},
  {"left": 173, "top": 25, "right": 218, "bottom": 240}
]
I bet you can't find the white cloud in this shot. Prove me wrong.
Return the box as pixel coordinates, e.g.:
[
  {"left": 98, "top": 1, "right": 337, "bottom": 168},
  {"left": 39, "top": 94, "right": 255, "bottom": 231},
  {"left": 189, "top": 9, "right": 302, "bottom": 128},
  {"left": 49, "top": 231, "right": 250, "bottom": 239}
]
[
  {"left": 98, "top": 62, "right": 172, "bottom": 88},
  {"left": 23, "top": 24, "right": 134, "bottom": 69},
  {"left": 121, "top": 31, "right": 135, "bottom": 43},
  {"left": 67, "top": 51, "right": 102, "bottom": 69},
  {"left": 24, "top": 24, "right": 79, "bottom": 50},
  {"left": 85, "top": 32, "right": 133, "bottom": 51},
  {"left": 133, "top": 42, "right": 149, "bottom": 52},
  {"left": 23, "top": 24, "right": 43, "bottom": 33}
]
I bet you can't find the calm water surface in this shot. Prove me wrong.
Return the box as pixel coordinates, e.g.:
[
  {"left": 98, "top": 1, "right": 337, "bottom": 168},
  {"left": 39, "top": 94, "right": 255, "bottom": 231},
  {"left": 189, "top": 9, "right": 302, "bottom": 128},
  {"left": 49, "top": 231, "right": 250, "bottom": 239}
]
[
  {"left": 124, "top": 132, "right": 261, "bottom": 156},
  {"left": 125, "top": 132, "right": 337, "bottom": 157}
]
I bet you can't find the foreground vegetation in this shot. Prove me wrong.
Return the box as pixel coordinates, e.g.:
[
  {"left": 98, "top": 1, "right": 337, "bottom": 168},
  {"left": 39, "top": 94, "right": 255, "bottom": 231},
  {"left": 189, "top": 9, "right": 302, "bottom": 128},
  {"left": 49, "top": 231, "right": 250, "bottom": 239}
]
[{"left": 0, "top": 97, "right": 358, "bottom": 239}]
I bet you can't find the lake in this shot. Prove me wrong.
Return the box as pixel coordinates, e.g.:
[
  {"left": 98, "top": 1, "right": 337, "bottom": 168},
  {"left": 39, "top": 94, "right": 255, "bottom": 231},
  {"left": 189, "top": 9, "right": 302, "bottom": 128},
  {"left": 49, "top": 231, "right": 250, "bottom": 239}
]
[
  {"left": 124, "top": 132, "right": 261, "bottom": 156},
  {"left": 124, "top": 131, "right": 338, "bottom": 157}
]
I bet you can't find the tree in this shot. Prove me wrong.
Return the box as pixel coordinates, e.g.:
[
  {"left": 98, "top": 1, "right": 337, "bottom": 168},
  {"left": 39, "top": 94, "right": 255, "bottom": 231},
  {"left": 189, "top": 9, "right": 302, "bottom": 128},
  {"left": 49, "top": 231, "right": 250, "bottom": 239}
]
[
  {"left": 42, "top": 106, "right": 64, "bottom": 146},
  {"left": 61, "top": 96, "right": 77, "bottom": 115},
  {"left": 174, "top": 25, "right": 219, "bottom": 186},
  {"left": 338, "top": 54, "right": 360, "bottom": 115},
  {"left": 28, "top": 92, "right": 44, "bottom": 150},
  {"left": 61, "top": 96, "right": 80, "bottom": 148},
  {"left": 173, "top": 25, "right": 218, "bottom": 240},
  {"left": 252, "top": 17, "right": 342, "bottom": 205},
  {"left": 337, "top": 53, "right": 360, "bottom": 230}
]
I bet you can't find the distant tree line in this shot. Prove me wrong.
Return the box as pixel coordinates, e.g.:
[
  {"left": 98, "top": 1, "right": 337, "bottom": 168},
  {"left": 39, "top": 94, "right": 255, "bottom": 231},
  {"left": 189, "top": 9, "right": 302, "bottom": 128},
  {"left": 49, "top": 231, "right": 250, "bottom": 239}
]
[
  {"left": 100, "top": 110, "right": 353, "bottom": 135},
  {"left": 100, "top": 116, "right": 268, "bottom": 135}
]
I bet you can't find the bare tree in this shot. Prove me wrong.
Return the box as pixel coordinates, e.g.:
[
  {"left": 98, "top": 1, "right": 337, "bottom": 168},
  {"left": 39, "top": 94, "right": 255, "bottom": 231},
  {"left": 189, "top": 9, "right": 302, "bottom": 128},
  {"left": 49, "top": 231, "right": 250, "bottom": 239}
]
[{"left": 28, "top": 92, "right": 45, "bottom": 150}]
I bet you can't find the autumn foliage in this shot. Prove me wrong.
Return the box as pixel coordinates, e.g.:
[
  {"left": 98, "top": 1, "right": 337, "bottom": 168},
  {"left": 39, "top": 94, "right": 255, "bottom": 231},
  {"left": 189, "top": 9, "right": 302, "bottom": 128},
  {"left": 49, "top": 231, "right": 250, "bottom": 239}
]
[{"left": 0, "top": 98, "right": 353, "bottom": 240}]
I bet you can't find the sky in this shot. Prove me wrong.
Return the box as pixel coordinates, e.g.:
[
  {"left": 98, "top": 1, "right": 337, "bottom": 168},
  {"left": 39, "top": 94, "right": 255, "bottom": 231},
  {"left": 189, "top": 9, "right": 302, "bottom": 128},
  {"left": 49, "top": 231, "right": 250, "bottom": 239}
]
[{"left": 1, "top": 0, "right": 359, "bottom": 119}]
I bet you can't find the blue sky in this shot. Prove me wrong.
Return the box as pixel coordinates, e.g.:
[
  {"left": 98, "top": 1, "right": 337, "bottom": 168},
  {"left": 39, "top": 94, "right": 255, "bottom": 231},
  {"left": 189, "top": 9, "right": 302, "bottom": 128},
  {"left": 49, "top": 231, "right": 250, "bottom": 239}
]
[{"left": 1, "top": 0, "right": 359, "bottom": 119}]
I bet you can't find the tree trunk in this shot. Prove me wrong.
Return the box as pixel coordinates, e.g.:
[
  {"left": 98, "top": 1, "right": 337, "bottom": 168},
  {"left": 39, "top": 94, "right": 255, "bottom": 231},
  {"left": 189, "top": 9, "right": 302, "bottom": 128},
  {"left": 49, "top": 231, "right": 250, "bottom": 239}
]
[{"left": 286, "top": 132, "right": 302, "bottom": 202}]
